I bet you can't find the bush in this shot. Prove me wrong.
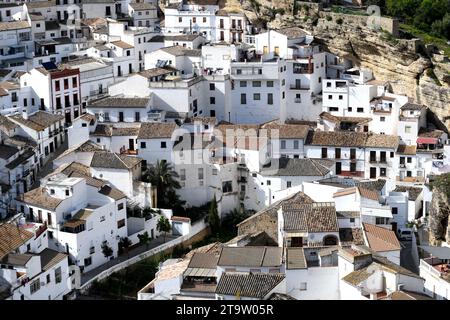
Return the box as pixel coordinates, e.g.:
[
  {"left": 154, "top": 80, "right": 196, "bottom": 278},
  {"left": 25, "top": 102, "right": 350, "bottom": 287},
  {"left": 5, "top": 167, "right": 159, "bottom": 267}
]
[
  {"left": 326, "top": 15, "right": 332, "bottom": 21},
  {"left": 336, "top": 17, "right": 343, "bottom": 25}
]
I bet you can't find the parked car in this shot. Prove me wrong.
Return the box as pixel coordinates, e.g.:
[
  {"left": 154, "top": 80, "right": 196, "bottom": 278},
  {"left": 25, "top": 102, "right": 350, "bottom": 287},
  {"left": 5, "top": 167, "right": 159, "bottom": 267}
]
[{"left": 397, "top": 228, "right": 413, "bottom": 241}]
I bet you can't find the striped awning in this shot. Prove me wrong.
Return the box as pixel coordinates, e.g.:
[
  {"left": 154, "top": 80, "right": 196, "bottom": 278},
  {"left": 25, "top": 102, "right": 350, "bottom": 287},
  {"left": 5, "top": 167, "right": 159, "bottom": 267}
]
[{"left": 183, "top": 267, "right": 216, "bottom": 277}]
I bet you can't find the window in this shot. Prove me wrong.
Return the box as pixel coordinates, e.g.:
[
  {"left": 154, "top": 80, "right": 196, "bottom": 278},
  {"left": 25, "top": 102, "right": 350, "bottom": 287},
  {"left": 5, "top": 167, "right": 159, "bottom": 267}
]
[
  {"left": 210, "top": 97, "right": 215, "bottom": 104},
  {"left": 267, "top": 93, "right": 273, "bottom": 105},
  {"left": 65, "top": 95, "right": 70, "bottom": 107},
  {"left": 222, "top": 181, "right": 232, "bottom": 193},
  {"left": 328, "top": 95, "right": 333, "bottom": 100},
  {"left": 118, "top": 203, "right": 124, "bottom": 210},
  {"left": 30, "top": 279, "right": 40, "bottom": 294},
  {"left": 241, "top": 94, "right": 246, "bottom": 104},
  {"left": 100, "top": 216, "right": 105, "bottom": 222},
  {"left": 192, "top": 17, "right": 196, "bottom": 23},
  {"left": 339, "top": 95, "right": 343, "bottom": 100},
  {"left": 335, "top": 148, "right": 341, "bottom": 159},
  {"left": 50, "top": 189, "right": 55, "bottom": 195},
  {"left": 253, "top": 93, "right": 260, "bottom": 100},
  {"left": 203, "top": 17, "right": 206, "bottom": 23},
  {"left": 267, "top": 81, "right": 274, "bottom": 87},
  {"left": 212, "top": 168, "right": 218, "bottom": 175},
  {"left": 55, "top": 80, "right": 60, "bottom": 91},
  {"left": 267, "top": 180, "right": 271, "bottom": 186},
  {"left": 326, "top": 82, "right": 332, "bottom": 88},
  {"left": 161, "top": 141, "right": 167, "bottom": 148},
  {"left": 380, "top": 116, "right": 386, "bottom": 122},
  {"left": 287, "top": 181, "right": 292, "bottom": 188},
  {"left": 376, "top": 217, "right": 388, "bottom": 225},
  {"left": 117, "top": 219, "right": 125, "bottom": 228},
  {"left": 73, "top": 93, "right": 79, "bottom": 105},
  {"left": 135, "top": 112, "right": 140, "bottom": 122},
  {"left": 281, "top": 140, "right": 286, "bottom": 149},
  {"left": 84, "top": 257, "right": 92, "bottom": 266},
  {"left": 198, "top": 168, "right": 204, "bottom": 180},
  {"left": 140, "top": 141, "right": 146, "bottom": 149},
  {"left": 392, "top": 207, "right": 398, "bottom": 215},
  {"left": 55, "top": 267, "right": 61, "bottom": 283},
  {"left": 209, "top": 83, "right": 215, "bottom": 90},
  {"left": 175, "top": 168, "right": 185, "bottom": 181},
  {"left": 380, "top": 167, "right": 387, "bottom": 177},
  {"left": 65, "top": 189, "right": 69, "bottom": 196},
  {"left": 300, "top": 282, "right": 307, "bottom": 291},
  {"left": 357, "top": 108, "right": 364, "bottom": 113},
  {"left": 23, "top": 98, "right": 27, "bottom": 107},
  {"left": 240, "top": 81, "right": 247, "bottom": 87},
  {"left": 321, "top": 148, "right": 327, "bottom": 158},
  {"left": 350, "top": 218, "right": 355, "bottom": 223},
  {"left": 294, "top": 140, "right": 299, "bottom": 149},
  {"left": 295, "top": 94, "right": 301, "bottom": 103},
  {"left": 405, "top": 126, "right": 412, "bottom": 133},
  {"left": 64, "top": 79, "right": 69, "bottom": 90},
  {"left": 46, "top": 274, "right": 51, "bottom": 284},
  {"left": 348, "top": 107, "right": 352, "bottom": 112},
  {"left": 282, "top": 91, "right": 285, "bottom": 99},
  {"left": 407, "top": 157, "right": 412, "bottom": 163},
  {"left": 72, "top": 77, "right": 77, "bottom": 87},
  {"left": 252, "top": 81, "right": 261, "bottom": 87}
]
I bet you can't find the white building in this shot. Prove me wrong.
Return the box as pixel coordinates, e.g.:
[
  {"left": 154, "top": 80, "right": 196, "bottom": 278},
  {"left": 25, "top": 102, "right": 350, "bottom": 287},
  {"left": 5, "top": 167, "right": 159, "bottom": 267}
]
[{"left": 16, "top": 175, "right": 128, "bottom": 273}]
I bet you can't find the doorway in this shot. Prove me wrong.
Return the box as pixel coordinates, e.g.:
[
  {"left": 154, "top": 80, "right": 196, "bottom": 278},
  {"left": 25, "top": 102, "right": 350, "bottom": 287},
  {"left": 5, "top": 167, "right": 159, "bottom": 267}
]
[
  {"left": 370, "top": 167, "right": 376, "bottom": 179},
  {"left": 336, "top": 162, "right": 342, "bottom": 175},
  {"left": 129, "top": 139, "right": 135, "bottom": 151}
]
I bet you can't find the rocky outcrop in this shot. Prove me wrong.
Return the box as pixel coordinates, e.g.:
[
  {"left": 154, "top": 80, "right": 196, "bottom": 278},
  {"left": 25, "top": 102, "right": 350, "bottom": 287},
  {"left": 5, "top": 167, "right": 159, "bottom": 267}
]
[{"left": 429, "top": 174, "right": 450, "bottom": 246}]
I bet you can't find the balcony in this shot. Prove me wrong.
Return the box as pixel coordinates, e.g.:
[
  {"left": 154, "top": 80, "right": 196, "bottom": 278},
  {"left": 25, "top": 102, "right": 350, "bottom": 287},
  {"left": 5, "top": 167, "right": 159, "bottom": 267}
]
[
  {"left": 290, "top": 85, "right": 310, "bottom": 90},
  {"left": 120, "top": 146, "right": 138, "bottom": 155}
]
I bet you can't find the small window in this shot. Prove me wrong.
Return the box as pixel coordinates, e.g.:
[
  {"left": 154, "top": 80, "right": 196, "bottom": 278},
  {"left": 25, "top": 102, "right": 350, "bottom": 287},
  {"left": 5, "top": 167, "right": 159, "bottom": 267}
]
[
  {"left": 46, "top": 274, "right": 51, "bottom": 284},
  {"left": 287, "top": 181, "right": 292, "bottom": 188},
  {"left": 339, "top": 95, "right": 343, "bottom": 100},
  {"left": 161, "top": 141, "right": 167, "bottom": 148},
  {"left": 280, "top": 140, "right": 286, "bottom": 149},
  {"left": 209, "top": 83, "right": 215, "bottom": 90},
  {"left": 210, "top": 97, "right": 215, "bottom": 104},
  {"left": 253, "top": 93, "right": 260, "bottom": 101},
  {"left": 380, "top": 117, "right": 386, "bottom": 122},
  {"left": 350, "top": 218, "right": 355, "bottom": 223},
  {"left": 50, "top": 189, "right": 55, "bottom": 195},
  {"left": 252, "top": 81, "right": 261, "bottom": 87},
  {"left": 392, "top": 207, "right": 398, "bottom": 215},
  {"left": 240, "top": 81, "right": 247, "bottom": 87},
  {"left": 266, "top": 180, "right": 271, "bottom": 186},
  {"left": 267, "top": 81, "right": 274, "bottom": 87},
  {"left": 82, "top": 123, "right": 87, "bottom": 127},
  {"left": 212, "top": 168, "right": 218, "bottom": 175},
  {"left": 357, "top": 108, "right": 364, "bottom": 113},
  {"left": 140, "top": 142, "right": 146, "bottom": 149},
  {"left": 65, "top": 189, "right": 69, "bottom": 196},
  {"left": 118, "top": 203, "right": 124, "bottom": 210}
]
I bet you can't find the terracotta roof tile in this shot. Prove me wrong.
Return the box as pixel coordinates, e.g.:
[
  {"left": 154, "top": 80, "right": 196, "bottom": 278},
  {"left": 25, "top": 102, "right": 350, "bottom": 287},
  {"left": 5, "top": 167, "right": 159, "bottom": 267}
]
[{"left": 362, "top": 223, "right": 401, "bottom": 252}]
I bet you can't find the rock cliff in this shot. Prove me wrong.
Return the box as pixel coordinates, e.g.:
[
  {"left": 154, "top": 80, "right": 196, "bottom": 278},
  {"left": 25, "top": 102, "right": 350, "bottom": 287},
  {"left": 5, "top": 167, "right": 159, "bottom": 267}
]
[{"left": 429, "top": 174, "right": 450, "bottom": 246}]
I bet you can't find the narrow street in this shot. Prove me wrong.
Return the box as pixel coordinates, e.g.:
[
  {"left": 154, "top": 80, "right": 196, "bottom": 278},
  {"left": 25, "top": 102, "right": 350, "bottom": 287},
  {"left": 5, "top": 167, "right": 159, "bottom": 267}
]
[
  {"left": 30, "top": 133, "right": 69, "bottom": 190},
  {"left": 400, "top": 240, "right": 419, "bottom": 274}
]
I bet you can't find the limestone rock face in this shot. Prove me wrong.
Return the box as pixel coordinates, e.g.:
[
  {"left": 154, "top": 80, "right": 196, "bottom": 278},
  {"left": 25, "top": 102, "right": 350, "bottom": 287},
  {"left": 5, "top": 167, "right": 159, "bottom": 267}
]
[{"left": 429, "top": 175, "right": 450, "bottom": 246}]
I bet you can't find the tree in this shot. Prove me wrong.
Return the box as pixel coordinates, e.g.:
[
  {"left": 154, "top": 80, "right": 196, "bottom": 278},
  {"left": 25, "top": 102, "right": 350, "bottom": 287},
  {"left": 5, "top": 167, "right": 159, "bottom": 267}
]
[
  {"left": 157, "top": 216, "right": 171, "bottom": 243},
  {"left": 118, "top": 237, "right": 132, "bottom": 258},
  {"left": 137, "top": 231, "right": 151, "bottom": 250},
  {"left": 208, "top": 194, "right": 220, "bottom": 235},
  {"left": 142, "top": 161, "right": 182, "bottom": 208},
  {"left": 101, "top": 242, "right": 113, "bottom": 265}
]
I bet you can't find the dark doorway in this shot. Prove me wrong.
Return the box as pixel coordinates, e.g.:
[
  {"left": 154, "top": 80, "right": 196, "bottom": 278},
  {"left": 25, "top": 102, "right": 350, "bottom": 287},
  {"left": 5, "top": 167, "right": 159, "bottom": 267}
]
[
  {"left": 119, "top": 112, "right": 124, "bottom": 122},
  {"left": 54, "top": 136, "right": 58, "bottom": 149},
  {"left": 370, "top": 167, "right": 376, "bottom": 179},
  {"left": 49, "top": 142, "right": 54, "bottom": 153},
  {"left": 291, "top": 237, "right": 303, "bottom": 247},
  {"left": 336, "top": 162, "right": 342, "bottom": 175},
  {"left": 129, "top": 139, "right": 135, "bottom": 151},
  {"left": 65, "top": 112, "right": 71, "bottom": 124}
]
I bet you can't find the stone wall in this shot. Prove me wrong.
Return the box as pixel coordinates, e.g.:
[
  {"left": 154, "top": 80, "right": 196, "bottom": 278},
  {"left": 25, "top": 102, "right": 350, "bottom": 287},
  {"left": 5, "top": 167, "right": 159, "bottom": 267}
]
[{"left": 319, "top": 11, "right": 399, "bottom": 37}]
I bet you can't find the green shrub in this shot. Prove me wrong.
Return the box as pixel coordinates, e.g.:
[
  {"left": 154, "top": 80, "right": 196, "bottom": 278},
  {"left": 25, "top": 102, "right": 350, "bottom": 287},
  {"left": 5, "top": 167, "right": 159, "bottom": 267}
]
[{"left": 336, "top": 17, "right": 343, "bottom": 25}]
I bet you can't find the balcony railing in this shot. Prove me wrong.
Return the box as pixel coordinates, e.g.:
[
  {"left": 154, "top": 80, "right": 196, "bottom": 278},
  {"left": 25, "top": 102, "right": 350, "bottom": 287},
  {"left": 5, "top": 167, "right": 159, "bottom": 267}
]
[{"left": 290, "top": 85, "right": 310, "bottom": 90}]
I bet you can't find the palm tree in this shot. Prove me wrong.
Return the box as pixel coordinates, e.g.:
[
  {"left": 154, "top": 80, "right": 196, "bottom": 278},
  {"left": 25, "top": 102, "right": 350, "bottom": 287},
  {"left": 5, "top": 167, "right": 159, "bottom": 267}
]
[
  {"left": 119, "top": 237, "right": 132, "bottom": 258},
  {"left": 137, "top": 231, "right": 151, "bottom": 250},
  {"left": 157, "top": 215, "right": 171, "bottom": 243},
  {"left": 143, "top": 161, "right": 181, "bottom": 208}
]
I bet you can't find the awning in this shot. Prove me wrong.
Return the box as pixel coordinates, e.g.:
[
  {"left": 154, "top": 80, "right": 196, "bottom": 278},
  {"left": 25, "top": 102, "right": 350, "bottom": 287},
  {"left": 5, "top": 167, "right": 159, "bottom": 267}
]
[{"left": 417, "top": 137, "right": 437, "bottom": 144}]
